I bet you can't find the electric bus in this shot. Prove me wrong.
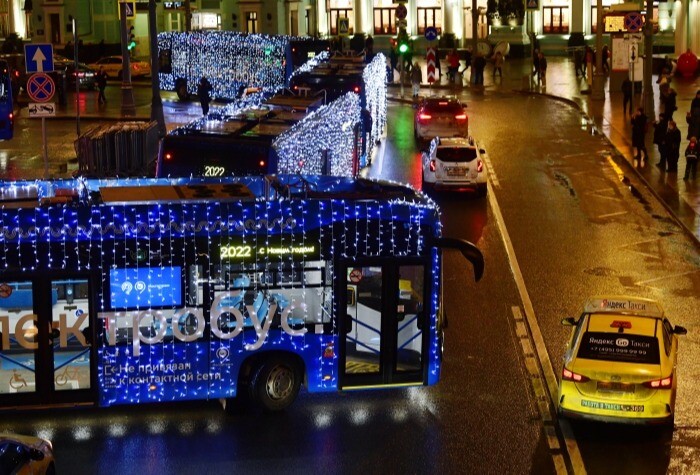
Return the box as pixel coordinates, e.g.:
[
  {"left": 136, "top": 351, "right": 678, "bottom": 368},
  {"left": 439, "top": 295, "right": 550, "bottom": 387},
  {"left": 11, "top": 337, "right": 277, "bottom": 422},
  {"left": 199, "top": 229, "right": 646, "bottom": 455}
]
[{"left": 0, "top": 175, "right": 483, "bottom": 412}]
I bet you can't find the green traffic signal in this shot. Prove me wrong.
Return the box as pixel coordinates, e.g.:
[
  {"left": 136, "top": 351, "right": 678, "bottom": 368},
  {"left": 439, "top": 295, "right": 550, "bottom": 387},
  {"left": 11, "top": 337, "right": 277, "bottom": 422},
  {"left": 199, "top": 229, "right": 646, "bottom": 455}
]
[{"left": 398, "top": 43, "right": 409, "bottom": 54}]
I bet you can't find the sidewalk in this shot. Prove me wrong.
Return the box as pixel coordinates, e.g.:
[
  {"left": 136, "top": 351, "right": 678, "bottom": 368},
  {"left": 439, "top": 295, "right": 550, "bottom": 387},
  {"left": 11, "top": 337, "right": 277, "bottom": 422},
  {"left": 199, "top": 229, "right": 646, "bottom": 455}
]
[{"left": 390, "top": 55, "right": 700, "bottom": 244}]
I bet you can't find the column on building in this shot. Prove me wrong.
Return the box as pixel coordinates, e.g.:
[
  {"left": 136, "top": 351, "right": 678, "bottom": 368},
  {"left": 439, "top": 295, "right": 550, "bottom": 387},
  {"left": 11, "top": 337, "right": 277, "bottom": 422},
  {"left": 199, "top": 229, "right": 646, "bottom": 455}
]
[
  {"left": 688, "top": 0, "right": 700, "bottom": 55},
  {"left": 445, "top": 0, "right": 463, "bottom": 42},
  {"left": 674, "top": 0, "right": 686, "bottom": 54},
  {"left": 571, "top": 0, "right": 583, "bottom": 34}
]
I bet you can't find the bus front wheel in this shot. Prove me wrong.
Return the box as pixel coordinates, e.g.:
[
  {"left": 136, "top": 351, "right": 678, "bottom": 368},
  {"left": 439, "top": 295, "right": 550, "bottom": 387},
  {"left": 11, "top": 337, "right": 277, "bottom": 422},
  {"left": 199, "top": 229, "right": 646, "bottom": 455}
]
[{"left": 249, "top": 357, "right": 301, "bottom": 412}]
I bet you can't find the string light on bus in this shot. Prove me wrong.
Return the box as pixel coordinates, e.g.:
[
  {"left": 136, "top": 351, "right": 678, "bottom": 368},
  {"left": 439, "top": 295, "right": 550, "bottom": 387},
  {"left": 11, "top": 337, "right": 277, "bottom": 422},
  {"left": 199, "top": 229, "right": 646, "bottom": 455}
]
[{"left": 0, "top": 178, "right": 442, "bottom": 405}]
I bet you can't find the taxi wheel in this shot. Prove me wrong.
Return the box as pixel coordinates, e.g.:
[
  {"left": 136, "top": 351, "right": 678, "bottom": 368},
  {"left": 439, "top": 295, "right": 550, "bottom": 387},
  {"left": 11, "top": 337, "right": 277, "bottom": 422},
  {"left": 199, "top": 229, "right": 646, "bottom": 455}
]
[
  {"left": 46, "top": 463, "right": 56, "bottom": 475},
  {"left": 477, "top": 184, "right": 487, "bottom": 197},
  {"left": 249, "top": 357, "right": 301, "bottom": 412}
]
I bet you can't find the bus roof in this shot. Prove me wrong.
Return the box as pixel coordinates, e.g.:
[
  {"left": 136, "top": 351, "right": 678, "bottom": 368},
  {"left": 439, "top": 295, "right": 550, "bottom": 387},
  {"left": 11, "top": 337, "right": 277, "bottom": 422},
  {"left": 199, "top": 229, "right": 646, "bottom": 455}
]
[{"left": 0, "top": 175, "right": 433, "bottom": 207}]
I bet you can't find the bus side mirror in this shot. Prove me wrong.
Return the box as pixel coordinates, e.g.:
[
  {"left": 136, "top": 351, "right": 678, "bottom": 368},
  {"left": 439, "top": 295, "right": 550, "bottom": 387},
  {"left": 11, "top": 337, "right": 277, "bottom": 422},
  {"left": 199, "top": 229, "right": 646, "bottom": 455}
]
[
  {"left": 345, "top": 314, "right": 352, "bottom": 332},
  {"left": 674, "top": 325, "right": 687, "bottom": 335},
  {"left": 561, "top": 317, "right": 578, "bottom": 326},
  {"left": 434, "top": 237, "right": 484, "bottom": 281},
  {"left": 416, "top": 311, "right": 425, "bottom": 330},
  {"left": 82, "top": 326, "right": 93, "bottom": 344}
]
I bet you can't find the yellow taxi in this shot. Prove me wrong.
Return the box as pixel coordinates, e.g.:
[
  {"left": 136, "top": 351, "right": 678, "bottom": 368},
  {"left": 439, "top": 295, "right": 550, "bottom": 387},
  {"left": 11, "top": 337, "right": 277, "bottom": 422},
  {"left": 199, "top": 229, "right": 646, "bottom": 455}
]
[{"left": 557, "top": 296, "right": 687, "bottom": 425}]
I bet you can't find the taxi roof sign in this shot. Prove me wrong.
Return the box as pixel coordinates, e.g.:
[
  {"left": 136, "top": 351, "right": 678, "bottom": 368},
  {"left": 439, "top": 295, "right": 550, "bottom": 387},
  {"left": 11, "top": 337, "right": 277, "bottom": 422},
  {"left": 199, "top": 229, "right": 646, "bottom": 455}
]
[{"left": 583, "top": 296, "right": 664, "bottom": 318}]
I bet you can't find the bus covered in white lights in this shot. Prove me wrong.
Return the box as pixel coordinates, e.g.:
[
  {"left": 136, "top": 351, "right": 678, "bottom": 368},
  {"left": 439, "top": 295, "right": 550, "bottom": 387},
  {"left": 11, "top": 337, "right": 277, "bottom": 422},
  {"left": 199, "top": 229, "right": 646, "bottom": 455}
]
[{"left": 0, "top": 176, "right": 482, "bottom": 411}]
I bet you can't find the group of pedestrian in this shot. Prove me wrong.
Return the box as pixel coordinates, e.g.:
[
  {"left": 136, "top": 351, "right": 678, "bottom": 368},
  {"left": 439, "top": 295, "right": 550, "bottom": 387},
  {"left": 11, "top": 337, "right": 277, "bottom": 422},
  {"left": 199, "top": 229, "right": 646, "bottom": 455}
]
[{"left": 646, "top": 91, "right": 700, "bottom": 180}]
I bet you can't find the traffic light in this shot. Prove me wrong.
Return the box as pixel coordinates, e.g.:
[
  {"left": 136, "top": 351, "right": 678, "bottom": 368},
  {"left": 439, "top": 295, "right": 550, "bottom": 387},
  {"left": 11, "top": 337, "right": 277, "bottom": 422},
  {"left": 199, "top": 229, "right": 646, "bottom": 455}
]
[
  {"left": 128, "top": 26, "right": 136, "bottom": 51},
  {"left": 397, "top": 30, "right": 409, "bottom": 54}
]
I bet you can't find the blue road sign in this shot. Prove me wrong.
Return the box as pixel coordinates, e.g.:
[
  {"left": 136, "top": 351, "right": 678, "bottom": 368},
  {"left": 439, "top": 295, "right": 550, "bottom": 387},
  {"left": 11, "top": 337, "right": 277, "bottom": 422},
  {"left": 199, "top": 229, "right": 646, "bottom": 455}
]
[
  {"left": 425, "top": 27, "right": 438, "bottom": 41},
  {"left": 24, "top": 44, "right": 54, "bottom": 73}
]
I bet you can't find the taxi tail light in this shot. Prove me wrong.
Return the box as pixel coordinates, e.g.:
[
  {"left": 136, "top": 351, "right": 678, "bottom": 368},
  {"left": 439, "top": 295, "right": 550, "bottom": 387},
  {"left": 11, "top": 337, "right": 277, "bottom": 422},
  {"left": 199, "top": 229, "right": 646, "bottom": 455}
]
[
  {"left": 477, "top": 159, "right": 483, "bottom": 173},
  {"left": 562, "top": 367, "right": 590, "bottom": 383},
  {"left": 643, "top": 375, "right": 673, "bottom": 389},
  {"left": 455, "top": 114, "right": 467, "bottom": 120},
  {"left": 429, "top": 159, "right": 436, "bottom": 172},
  {"left": 418, "top": 113, "right": 432, "bottom": 122}
]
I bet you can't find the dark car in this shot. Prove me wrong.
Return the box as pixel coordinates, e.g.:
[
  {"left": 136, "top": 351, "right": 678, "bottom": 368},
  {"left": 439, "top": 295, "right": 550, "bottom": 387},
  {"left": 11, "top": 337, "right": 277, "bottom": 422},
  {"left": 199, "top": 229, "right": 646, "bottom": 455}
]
[{"left": 53, "top": 60, "right": 97, "bottom": 90}]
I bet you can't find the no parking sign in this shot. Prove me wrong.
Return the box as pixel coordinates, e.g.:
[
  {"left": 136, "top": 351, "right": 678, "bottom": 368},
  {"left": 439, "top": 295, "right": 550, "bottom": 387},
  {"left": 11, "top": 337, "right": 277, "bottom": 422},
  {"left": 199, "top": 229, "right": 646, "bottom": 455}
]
[{"left": 26, "top": 73, "right": 55, "bottom": 103}]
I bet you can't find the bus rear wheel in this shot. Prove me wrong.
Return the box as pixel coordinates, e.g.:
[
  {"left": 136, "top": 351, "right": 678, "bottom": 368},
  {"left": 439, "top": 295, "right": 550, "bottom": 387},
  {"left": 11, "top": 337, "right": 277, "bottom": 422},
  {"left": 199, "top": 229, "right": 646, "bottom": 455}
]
[{"left": 249, "top": 357, "right": 300, "bottom": 412}]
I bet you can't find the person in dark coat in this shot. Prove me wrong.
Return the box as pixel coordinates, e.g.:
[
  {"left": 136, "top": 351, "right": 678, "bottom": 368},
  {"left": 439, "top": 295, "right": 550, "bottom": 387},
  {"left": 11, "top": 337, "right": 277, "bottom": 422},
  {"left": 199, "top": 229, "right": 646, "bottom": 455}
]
[
  {"left": 473, "top": 52, "right": 486, "bottom": 85},
  {"left": 95, "top": 66, "right": 108, "bottom": 104},
  {"left": 687, "top": 107, "right": 700, "bottom": 142},
  {"left": 531, "top": 48, "right": 540, "bottom": 79},
  {"left": 665, "top": 120, "right": 682, "bottom": 172},
  {"left": 621, "top": 77, "right": 633, "bottom": 115},
  {"left": 653, "top": 113, "right": 669, "bottom": 170},
  {"left": 664, "top": 88, "right": 677, "bottom": 121},
  {"left": 691, "top": 90, "right": 700, "bottom": 113},
  {"left": 601, "top": 44, "right": 609, "bottom": 74},
  {"left": 631, "top": 107, "right": 648, "bottom": 162},
  {"left": 197, "top": 76, "right": 213, "bottom": 116},
  {"left": 459, "top": 48, "right": 472, "bottom": 77}
]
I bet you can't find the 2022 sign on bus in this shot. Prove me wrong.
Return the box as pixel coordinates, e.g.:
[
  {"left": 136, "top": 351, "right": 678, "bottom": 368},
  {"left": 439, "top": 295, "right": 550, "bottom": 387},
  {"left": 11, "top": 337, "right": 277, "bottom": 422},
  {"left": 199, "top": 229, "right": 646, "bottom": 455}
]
[{"left": 0, "top": 175, "right": 483, "bottom": 412}]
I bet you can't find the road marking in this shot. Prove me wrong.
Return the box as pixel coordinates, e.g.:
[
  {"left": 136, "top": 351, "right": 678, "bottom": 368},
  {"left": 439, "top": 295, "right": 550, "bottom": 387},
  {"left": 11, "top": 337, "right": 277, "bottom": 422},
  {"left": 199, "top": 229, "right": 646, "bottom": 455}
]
[
  {"left": 482, "top": 150, "right": 500, "bottom": 188},
  {"left": 488, "top": 183, "right": 587, "bottom": 475}
]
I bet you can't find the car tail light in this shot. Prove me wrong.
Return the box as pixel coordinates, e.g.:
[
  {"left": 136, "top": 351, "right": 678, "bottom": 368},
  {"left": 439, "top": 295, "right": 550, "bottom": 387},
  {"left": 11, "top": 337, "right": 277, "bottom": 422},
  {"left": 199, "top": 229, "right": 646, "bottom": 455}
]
[
  {"left": 455, "top": 114, "right": 467, "bottom": 120},
  {"left": 419, "top": 113, "right": 432, "bottom": 121},
  {"left": 477, "top": 159, "right": 483, "bottom": 173},
  {"left": 429, "top": 159, "right": 436, "bottom": 172},
  {"left": 643, "top": 375, "right": 673, "bottom": 389},
  {"left": 562, "top": 367, "right": 590, "bottom": 383}
]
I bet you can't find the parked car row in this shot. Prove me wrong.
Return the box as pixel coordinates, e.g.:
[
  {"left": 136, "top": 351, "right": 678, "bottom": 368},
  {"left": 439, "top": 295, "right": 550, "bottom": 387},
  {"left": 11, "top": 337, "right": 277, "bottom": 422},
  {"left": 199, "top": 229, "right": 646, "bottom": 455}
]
[{"left": 0, "top": 53, "right": 150, "bottom": 95}]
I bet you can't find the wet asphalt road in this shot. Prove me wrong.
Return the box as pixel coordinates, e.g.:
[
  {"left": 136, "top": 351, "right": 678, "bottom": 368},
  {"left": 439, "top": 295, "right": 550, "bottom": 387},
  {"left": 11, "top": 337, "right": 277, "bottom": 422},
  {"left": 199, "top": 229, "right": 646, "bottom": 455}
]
[{"left": 1, "top": 91, "right": 700, "bottom": 474}]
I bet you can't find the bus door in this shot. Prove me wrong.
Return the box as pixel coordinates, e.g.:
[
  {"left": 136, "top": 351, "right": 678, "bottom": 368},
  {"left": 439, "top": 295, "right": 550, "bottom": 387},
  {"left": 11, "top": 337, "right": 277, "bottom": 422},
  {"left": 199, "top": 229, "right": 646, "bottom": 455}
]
[
  {"left": 0, "top": 274, "right": 95, "bottom": 406},
  {"left": 340, "top": 260, "right": 427, "bottom": 388}
]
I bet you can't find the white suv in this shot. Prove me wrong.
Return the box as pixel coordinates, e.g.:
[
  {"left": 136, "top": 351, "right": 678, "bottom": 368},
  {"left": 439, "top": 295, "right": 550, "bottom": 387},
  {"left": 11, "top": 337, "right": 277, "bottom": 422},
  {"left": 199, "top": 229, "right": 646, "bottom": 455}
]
[{"left": 421, "top": 137, "right": 488, "bottom": 196}]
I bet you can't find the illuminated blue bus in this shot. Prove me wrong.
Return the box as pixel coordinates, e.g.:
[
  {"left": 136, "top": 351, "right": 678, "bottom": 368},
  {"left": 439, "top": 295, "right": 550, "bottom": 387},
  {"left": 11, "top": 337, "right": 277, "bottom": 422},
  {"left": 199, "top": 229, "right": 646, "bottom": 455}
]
[
  {"left": 0, "top": 176, "right": 482, "bottom": 411},
  {"left": 0, "top": 59, "right": 14, "bottom": 140}
]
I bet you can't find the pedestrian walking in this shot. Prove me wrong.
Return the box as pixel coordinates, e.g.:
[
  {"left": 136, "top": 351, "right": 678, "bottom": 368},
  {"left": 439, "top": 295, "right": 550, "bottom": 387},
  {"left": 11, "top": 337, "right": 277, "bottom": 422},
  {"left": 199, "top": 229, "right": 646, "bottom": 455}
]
[
  {"left": 197, "top": 76, "right": 213, "bottom": 116},
  {"left": 621, "top": 77, "right": 633, "bottom": 115},
  {"left": 537, "top": 52, "right": 547, "bottom": 86},
  {"left": 411, "top": 62, "right": 422, "bottom": 97},
  {"left": 95, "top": 66, "right": 108, "bottom": 104},
  {"left": 631, "top": 107, "right": 648, "bottom": 162},
  {"left": 653, "top": 113, "right": 669, "bottom": 170},
  {"left": 447, "top": 48, "right": 460, "bottom": 83},
  {"left": 492, "top": 50, "right": 504, "bottom": 78},
  {"left": 664, "top": 87, "right": 677, "bottom": 121},
  {"left": 473, "top": 52, "right": 486, "bottom": 85},
  {"left": 687, "top": 90, "right": 700, "bottom": 138},
  {"left": 691, "top": 89, "right": 700, "bottom": 112},
  {"left": 666, "top": 120, "right": 682, "bottom": 172},
  {"left": 683, "top": 137, "right": 699, "bottom": 180}
]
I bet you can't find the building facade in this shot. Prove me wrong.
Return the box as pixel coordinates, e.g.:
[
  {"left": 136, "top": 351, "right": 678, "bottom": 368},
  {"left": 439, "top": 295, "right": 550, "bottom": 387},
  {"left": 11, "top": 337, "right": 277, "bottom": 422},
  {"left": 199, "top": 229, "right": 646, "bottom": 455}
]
[{"left": 1, "top": 0, "right": 698, "bottom": 57}]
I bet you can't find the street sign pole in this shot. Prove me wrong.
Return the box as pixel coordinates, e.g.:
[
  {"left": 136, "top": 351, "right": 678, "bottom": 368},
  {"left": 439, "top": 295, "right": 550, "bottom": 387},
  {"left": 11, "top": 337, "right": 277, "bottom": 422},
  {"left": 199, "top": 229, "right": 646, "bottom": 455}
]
[
  {"left": 643, "top": 0, "right": 655, "bottom": 122},
  {"left": 73, "top": 18, "right": 80, "bottom": 137},
  {"left": 630, "top": 42, "right": 636, "bottom": 112},
  {"left": 591, "top": 0, "right": 605, "bottom": 100},
  {"left": 42, "top": 117, "right": 48, "bottom": 178},
  {"left": 120, "top": 0, "right": 137, "bottom": 117}
]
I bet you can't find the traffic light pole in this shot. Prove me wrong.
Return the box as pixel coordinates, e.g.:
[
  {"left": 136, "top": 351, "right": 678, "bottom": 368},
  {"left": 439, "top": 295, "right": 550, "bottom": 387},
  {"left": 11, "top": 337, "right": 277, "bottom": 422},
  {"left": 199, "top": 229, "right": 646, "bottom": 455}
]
[
  {"left": 642, "top": 0, "right": 655, "bottom": 121},
  {"left": 119, "top": 1, "right": 136, "bottom": 117},
  {"left": 149, "top": 0, "right": 166, "bottom": 137}
]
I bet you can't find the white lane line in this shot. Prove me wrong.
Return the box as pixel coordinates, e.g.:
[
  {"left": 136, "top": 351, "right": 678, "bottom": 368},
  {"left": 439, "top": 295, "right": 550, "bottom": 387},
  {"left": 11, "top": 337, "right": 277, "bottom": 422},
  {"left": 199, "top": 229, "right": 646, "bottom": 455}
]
[
  {"left": 489, "top": 183, "right": 587, "bottom": 475},
  {"left": 482, "top": 151, "right": 500, "bottom": 189}
]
